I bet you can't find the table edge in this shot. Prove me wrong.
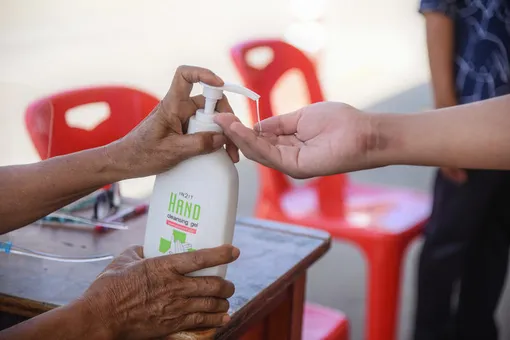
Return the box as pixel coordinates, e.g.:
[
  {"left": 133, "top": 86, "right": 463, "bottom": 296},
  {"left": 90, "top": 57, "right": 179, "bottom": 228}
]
[{"left": 214, "top": 233, "right": 331, "bottom": 339}]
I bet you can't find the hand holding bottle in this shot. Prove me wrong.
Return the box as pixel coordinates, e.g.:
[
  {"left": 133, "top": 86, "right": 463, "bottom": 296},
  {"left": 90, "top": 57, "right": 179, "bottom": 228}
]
[
  {"left": 108, "top": 65, "right": 239, "bottom": 179},
  {"left": 81, "top": 245, "right": 239, "bottom": 339},
  {"left": 1, "top": 245, "right": 239, "bottom": 340}
]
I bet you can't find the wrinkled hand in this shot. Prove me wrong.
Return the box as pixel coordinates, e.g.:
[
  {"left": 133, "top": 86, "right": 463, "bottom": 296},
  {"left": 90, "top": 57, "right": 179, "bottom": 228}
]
[
  {"left": 440, "top": 167, "right": 467, "bottom": 184},
  {"left": 109, "top": 65, "right": 238, "bottom": 178},
  {"left": 81, "top": 245, "right": 240, "bottom": 340},
  {"left": 215, "top": 102, "right": 373, "bottom": 179}
]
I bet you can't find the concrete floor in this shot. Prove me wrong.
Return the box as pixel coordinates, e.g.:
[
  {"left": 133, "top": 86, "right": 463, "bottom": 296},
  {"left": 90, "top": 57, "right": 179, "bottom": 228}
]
[{"left": 1, "top": 1, "right": 510, "bottom": 339}]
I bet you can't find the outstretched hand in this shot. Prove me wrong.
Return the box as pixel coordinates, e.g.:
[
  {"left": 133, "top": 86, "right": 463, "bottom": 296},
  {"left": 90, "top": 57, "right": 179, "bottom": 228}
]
[{"left": 214, "top": 102, "right": 375, "bottom": 178}]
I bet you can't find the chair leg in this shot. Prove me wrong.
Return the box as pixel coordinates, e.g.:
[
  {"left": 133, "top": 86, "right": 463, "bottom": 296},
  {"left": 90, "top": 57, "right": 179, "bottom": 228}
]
[{"left": 363, "top": 239, "right": 406, "bottom": 340}]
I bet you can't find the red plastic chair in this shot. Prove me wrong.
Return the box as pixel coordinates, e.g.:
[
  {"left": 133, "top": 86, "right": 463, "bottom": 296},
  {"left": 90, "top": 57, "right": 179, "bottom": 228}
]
[
  {"left": 303, "top": 303, "right": 349, "bottom": 340},
  {"left": 231, "top": 39, "right": 431, "bottom": 340},
  {"left": 231, "top": 41, "right": 347, "bottom": 221},
  {"left": 25, "top": 86, "right": 159, "bottom": 159}
]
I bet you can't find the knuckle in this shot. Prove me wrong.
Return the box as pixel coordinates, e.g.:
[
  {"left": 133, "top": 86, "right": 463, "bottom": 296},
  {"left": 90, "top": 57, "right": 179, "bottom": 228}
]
[
  {"left": 180, "top": 297, "right": 192, "bottom": 308},
  {"left": 184, "top": 277, "right": 200, "bottom": 294},
  {"left": 206, "top": 277, "right": 222, "bottom": 292},
  {"left": 124, "top": 245, "right": 138, "bottom": 253},
  {"left": 197, "top": 137, "right": 209, "bottom": 150},
  {"left": 191, "top": 253, "right": 206, "bottom": 268},
  {"left": 203, "top": 297, "right": 218, "bottom": 310},
  {"left": 142, "top": 258, "right": 155, "bottom": 272},
  {"left": 140, "top": 260, "right": 159, "bottom": 288},
  {"left": 193, "top": 313, "right": 206, "bottom": 325},
  {"left": 128, "top": 245, "right": 144, "bottom": 259},
  {"left": 167, "top": 257, "right": 185, "bottom": 274},
  {"left": 155, "top": 300, "right": 167, "bottom": 315}
]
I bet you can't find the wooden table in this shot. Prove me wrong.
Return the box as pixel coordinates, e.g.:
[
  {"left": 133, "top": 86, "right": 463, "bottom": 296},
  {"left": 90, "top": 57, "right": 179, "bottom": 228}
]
[{"left": 0, "top": 214, "right": 330, "bottom": 339}]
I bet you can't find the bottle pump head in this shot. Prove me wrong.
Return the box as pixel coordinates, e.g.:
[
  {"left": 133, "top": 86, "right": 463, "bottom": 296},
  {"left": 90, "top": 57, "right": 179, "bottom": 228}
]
[
  {"left": 200, "top": 82, "right": 260, "bottom": 115},
  {"left": 187, "top": 82, "right": 260, "bottom": 134}
]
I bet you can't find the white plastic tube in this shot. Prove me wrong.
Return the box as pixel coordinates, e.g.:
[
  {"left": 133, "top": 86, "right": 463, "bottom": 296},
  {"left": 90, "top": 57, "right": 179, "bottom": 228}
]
[{"left": 0, "top": 242, "right": 113, "bottom": 263}]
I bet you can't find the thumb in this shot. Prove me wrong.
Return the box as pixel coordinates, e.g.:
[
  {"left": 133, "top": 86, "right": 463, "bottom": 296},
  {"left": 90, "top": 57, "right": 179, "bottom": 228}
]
[{"left": 177, "top": 132, "right": 227, "bottom": 160}]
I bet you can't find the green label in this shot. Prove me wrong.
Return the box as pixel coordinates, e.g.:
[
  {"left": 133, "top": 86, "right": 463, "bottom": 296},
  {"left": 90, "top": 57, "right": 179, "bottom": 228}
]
[
  {"left": 159, "top": 237, "right": 171, "bottom": 253},
  {"left": 168, "top": 192, "right": 201, "bottom": 220},
  {"left": 160, "top": 192, "right": 200, "bottom": 255},
  {"left": 159, "top": 231, "right": 196, "bottom": 254},
  {"left": 172, "top": 230, "right": 187, "bottom": 243}
]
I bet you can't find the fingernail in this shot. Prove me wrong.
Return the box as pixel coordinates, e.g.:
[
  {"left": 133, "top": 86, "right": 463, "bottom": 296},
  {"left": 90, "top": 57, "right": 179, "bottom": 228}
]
[
  {"left": 222, "top": 314, "right": 231, "bottom": 324},
  {"left": 212, "top": 134, "right": 226, "bottom": 148},
  {"left": 231, "top": 247, "right": 240, "bottom": 259}
]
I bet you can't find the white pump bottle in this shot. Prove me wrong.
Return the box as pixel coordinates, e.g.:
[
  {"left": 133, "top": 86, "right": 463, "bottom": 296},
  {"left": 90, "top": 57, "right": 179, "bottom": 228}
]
[{"left": 143, "top": 82, "right": 260, "bottom": 278}]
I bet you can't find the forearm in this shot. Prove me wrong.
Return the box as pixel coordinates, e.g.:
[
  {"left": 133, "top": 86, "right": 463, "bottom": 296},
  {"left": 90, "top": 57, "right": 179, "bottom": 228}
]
[
  {"left": 0, "top": 142, "right": 128, "bottom": 233},
  {"left": 0, "top": 300, "right": 112, "bottom": 340},
  {"left": 423, "top": 11, "right": 457, "bottom": 107},
  {"left": 372, "top": 95, "right": 510, "bottom": 169}
]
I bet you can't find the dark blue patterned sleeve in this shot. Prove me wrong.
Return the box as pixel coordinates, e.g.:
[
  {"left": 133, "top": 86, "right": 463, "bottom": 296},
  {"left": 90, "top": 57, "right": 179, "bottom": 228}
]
[{"left": 419, "top": 0, "right": 456, "bottom": 18}]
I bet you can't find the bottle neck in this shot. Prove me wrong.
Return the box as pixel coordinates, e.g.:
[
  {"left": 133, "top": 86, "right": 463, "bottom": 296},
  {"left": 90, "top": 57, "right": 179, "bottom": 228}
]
[{"left": 187, "top": 109, "right": 222, "bottom": 134}]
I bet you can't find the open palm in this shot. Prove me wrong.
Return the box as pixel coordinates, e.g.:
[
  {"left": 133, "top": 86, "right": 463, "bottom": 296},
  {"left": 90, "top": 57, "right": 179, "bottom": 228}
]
[{"left": 215, "top": 102, "right": 372, "bottom": 179}]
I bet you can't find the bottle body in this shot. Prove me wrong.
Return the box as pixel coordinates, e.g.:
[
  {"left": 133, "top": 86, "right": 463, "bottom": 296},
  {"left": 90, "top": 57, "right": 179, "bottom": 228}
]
[{"left": 143, "top": 148, "right": 239, "bottom": 278}]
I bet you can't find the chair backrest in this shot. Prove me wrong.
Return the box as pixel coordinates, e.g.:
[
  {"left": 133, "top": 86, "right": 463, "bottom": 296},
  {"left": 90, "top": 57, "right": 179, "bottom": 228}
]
[
  {"left": 25, "top": 86, "right": 159, "bottom": 159},
  {"left": 230, "top": 39, "right": 346, "bottom": 217}
]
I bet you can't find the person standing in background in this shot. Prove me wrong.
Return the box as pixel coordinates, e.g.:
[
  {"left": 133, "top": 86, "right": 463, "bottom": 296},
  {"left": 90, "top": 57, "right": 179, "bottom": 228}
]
[{"left": 416, "top": 1, "right": 510, "bottom": 339}]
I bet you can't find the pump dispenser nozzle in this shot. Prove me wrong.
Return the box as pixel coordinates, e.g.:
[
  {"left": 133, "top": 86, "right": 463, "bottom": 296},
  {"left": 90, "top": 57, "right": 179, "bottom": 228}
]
[
  {"left": 187, "top": 82, "right": 260, "bottom": 134},
  {"left": 200, "top": 82, "right": 260, "bottom": 115}
]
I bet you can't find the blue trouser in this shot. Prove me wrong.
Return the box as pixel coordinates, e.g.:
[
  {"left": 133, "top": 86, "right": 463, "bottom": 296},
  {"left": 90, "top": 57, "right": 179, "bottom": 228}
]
[{"left": 414, "top": 169, "right": 510, "bottom": 340}]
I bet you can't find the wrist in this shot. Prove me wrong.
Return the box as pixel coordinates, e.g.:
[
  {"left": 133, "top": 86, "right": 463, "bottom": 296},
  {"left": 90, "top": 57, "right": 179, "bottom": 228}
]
[
  {"left": 365, "top": 113, "right": 403, "bottom": 168},
  {"left": 66, "top": 298, "right": 117, "bottom": 340},
  {"left": 102, "top": 140, "right": 137, "bottom": 181}
]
